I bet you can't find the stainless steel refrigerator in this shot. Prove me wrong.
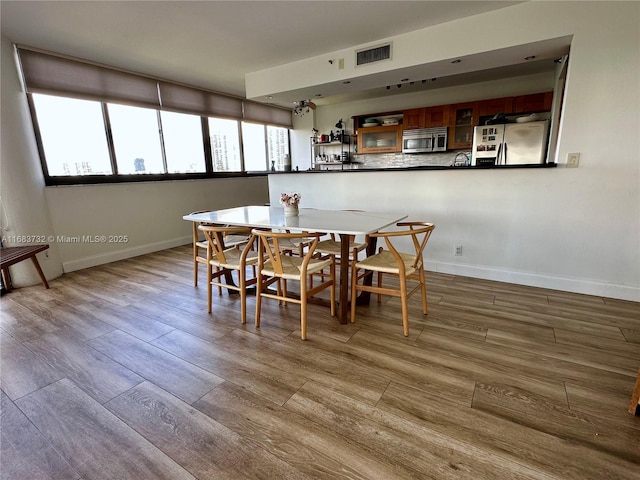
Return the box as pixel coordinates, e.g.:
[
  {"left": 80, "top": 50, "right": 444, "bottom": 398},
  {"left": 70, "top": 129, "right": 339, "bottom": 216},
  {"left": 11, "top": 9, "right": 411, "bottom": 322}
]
[{"left": 471, "top": 120, "right": 549, "bottom": 166}]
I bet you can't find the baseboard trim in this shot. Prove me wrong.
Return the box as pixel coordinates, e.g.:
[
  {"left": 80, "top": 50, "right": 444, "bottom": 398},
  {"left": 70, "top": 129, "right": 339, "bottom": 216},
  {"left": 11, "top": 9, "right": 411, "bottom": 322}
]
[
  {"left": 62, "top": 236, "right": 191, "bottom": 273},
  {"left": 426, "top": 260, "right": 640, "bottom": 302},
  {"left": 60, "top": 241, "right": 639, "bottom": 302}
]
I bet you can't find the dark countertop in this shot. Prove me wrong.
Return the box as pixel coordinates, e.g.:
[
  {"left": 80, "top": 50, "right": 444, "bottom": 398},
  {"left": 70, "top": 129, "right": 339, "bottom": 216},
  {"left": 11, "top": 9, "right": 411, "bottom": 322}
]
[{"left": 273, "top": 163, "right": 557, "bottom": 174}]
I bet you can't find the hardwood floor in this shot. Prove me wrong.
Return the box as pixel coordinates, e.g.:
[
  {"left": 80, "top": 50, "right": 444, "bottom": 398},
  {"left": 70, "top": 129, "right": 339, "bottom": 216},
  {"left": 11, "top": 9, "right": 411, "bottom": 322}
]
[{"left": 1, "top": 244, "right": 638, "bottom": 479}]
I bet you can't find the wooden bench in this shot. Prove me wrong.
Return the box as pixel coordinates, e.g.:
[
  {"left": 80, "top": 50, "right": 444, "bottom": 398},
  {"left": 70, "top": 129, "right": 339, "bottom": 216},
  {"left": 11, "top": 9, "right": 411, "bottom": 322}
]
[{"left": 0, "top": 244, "right": 50, "bottom": 292}]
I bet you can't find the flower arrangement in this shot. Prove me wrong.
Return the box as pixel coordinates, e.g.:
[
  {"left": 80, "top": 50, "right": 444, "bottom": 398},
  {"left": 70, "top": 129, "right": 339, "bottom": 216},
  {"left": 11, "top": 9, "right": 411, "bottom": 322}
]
[{"left": 280, "top": 192, "right": 301, "bottom": 207}]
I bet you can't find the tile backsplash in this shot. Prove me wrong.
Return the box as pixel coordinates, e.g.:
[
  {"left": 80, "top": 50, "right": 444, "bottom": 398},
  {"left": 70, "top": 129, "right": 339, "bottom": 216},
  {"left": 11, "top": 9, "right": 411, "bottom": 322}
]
[{"left": 353, "top": 150, "right": 471, "bottom": 169}]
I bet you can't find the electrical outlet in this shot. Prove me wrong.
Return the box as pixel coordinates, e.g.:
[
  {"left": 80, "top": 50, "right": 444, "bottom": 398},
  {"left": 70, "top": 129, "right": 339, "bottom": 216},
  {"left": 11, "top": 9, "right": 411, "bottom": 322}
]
[
  {"left": 338, "top": 58, "right": 344, "bottom": 70},
  {"left": 454, "top": 244, "right": 463, "bottom": 256},
  {"left": 566, "top": 152, "right": 580, "bottom": 168}
]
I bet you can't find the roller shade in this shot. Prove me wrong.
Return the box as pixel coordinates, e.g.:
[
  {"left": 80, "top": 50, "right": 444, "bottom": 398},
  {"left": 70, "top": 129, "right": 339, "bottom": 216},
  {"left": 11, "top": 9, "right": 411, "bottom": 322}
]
[
  {"left": 17, "top": 48, "right": 160, "bottom": 108},
  {"left": 17, "top": 46, "right": 292, "bottom": 128},
  {"left": 158, "top": 81, "right": 243, "bottom": 120},
  {"left": 243, "top": 100, "right": 292, "bottom": 128}
]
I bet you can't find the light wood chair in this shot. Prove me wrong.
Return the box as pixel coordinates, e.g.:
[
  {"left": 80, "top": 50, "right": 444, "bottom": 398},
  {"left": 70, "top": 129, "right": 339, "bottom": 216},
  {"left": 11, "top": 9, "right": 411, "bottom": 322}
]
[
  {"left": 190, "top": 210, "right": 250, "bottom": 288},
  {"left": 190, "top": 210, "right": 212, "bottom": 287},
  {"left": 253, "top": 229, "right": 335, "bottom": 340},
  {"left": 350, "top": 222, "right": 435, "bottom": 336},
  {"left": 199, "top": 225, "right": 259, "bottom": 324}
]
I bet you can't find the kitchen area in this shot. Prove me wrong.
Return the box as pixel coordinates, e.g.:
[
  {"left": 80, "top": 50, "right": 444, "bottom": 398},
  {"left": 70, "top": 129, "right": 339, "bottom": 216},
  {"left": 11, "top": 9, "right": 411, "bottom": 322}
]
[{"left": 306, "top": 91, "right": 555, "bottom": 171}]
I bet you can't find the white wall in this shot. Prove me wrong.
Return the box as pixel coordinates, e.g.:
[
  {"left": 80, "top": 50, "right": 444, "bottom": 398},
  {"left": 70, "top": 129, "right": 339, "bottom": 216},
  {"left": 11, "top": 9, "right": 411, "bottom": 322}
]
[
  {"left": 1, "top": 35, "right": 64, "bottom": 286},
  {"left": 45, "top": 177, "right": 268, "bottom": 272},
  {"left": 271, "top": 2, "right": 640, "bottom": 302}
]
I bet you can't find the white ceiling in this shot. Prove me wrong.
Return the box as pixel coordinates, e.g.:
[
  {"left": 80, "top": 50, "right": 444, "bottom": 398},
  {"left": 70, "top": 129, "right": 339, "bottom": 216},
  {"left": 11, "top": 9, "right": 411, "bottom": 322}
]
[{"left": 2, "top": 1, "right": 566, "bottom": 109}]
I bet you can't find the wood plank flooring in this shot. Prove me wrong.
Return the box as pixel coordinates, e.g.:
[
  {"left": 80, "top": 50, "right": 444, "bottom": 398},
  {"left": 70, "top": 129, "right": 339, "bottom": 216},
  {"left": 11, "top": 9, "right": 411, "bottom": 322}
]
[{"left": 1, "top": 244, "right": 638, "bottom": 479}]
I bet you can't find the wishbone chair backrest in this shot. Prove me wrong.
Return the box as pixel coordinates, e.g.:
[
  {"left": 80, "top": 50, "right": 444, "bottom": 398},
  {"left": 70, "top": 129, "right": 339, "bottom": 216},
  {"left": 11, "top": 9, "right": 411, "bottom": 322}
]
[
  {"left": 371, "top": 222, "right": 435, "bottom": 269},
  {"left": 253, "top": 229, "right": 320, "bottom": 276}
]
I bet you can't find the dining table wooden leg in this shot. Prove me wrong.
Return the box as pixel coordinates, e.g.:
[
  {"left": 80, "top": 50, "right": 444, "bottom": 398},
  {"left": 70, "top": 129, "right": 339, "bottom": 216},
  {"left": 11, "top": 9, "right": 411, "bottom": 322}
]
[
  {"left": 356, "top": 236, "right": 378, "bottom": 305},
  {"left": 337, "top": 233, "right": 352, "bottom": 323}
]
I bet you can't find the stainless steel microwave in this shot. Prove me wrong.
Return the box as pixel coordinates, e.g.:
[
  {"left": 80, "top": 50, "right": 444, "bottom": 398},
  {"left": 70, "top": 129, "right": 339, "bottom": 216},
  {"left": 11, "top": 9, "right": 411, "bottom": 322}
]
[{"left": 402, "top": 127, "right": 448, "bottom": 153}]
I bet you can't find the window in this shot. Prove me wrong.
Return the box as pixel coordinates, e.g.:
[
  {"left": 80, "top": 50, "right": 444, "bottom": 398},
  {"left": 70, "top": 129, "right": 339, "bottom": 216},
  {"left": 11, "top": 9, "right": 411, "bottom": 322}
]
[
  {"left": 267, "top": 126, "right": 290, "bottom": 170},
  {"left": 208, "top": 118, "right": 242, "bottom": 172},
  {"left": 160, "top": 111, "right": 206, "bottom": 173},
  {"left": 30, "top": 93, "right": 290, "bottom": 183},
  {"left": 31, "top": 94, "right": 112, "bottom": 176},
  {"left": 242, "top": 122, "right": 267, "bottom": 171},
  {"left": 108, "top": 104, "right": 165, "bottom": 174},
  {"left": 20, "top": 47, "right": 292, "bottom": 184}
]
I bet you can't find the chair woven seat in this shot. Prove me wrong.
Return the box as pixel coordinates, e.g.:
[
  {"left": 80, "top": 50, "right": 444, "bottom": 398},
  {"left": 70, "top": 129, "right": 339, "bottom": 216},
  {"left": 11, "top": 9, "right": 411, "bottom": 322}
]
[
  {"left": 261, "top": 256, "right": 332, "bottom": 280},
  {"left": 210, "top": 246, "right": 258, "bottom": 270},
  {"left": 355, "top": 250, "right": 421, "bottom": 275},
  {"left": 316, "top": 238, "right": 367, "bottom": 257}
]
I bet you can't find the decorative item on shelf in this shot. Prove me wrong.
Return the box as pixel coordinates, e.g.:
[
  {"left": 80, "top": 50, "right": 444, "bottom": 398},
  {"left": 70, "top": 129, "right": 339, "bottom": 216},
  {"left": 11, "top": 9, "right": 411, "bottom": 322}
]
[
  {"left": 280, "top": 192, "right": 301, "bottom": 216},
  {"left": 312, "top": 128, "right": 319, "bottom": 143}
]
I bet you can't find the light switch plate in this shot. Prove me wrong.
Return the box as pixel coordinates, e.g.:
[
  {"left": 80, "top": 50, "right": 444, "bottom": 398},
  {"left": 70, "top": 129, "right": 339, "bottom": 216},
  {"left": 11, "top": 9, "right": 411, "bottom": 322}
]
[{"left": 567, "top": 152, "right": 580, "bottom": 168}]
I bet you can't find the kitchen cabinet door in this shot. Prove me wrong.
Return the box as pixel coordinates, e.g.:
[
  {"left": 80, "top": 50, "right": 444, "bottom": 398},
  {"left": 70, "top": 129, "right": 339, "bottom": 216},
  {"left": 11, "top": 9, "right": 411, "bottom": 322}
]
[
  {"left": 425, "top": 105, "right": 449, "bottom": 127},
  {"left": 358, "top": 125, "right": 402, "bottom": 153},
  {"left": 403, "top": 108, "right": 425, "bottom": 130},
  {"left": 449, "top": 102, "right": 478, "bottom": 150},
  {"left": 513, "top": 92, "right": 553, "bottom": 113},
  {"left": 478, "top": 97, "right": 514, "bottom": 116}
]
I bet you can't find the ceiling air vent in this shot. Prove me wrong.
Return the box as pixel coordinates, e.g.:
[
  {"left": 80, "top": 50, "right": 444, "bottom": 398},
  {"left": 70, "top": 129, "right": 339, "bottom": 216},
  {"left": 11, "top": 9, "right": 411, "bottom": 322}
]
[{"left": 356, "top": 43, "right": 392, "bottom": 66}]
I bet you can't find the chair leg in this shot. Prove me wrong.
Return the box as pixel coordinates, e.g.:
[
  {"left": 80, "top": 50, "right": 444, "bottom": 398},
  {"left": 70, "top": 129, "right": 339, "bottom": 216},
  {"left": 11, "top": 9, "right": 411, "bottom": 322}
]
[
  {"left": 377, "top": 272, "right": 383, "bottom": 303},
  {"left": 255, "top": 274, "right": 263, "bottom": 327},
  {"left": 239, "top": 269, "right": 247, "bottom": 324},
  {"left": 419, "top": 268, "right": 428, "bottom": 315},
  {"left": 300, "top": 294, "right": 308, "bottom": 340},
  {"left": 399, "top": 275, "right": 410, "bottom": 337},
  {"left": 206, "top": 263, "right": 213, "bottom": 314},
  {"left": 216, "top": 267, "right": 223, "bottom": 295},
  {"left": 282, "top": 279, "right": 288, "bottom": 306},
  {"left": 330, "top": 260, "right": 336, "bottom": 317},
  {"left": 350, "top": 262, "right": 358, "bottom": 323},
  {"left": 193, "top": 254, "right": 198, "bottom": 287}
]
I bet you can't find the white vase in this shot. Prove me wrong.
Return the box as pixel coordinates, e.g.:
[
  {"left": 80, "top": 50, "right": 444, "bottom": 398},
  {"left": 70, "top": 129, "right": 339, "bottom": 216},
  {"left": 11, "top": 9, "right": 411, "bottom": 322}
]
[{"left": 284, "top": 205, "right": 299, "bottom": 216}]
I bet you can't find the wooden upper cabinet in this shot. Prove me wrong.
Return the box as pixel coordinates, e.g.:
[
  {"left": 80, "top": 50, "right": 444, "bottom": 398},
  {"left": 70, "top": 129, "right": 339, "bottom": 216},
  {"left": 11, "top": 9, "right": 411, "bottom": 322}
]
[
  {"left": 403, "top": 108, "right": 425, "bottom": 130},
  {"left": 477, "top": 97, "right": 514, "bottom": 117},
  {"left": 357, "top": 125, "right": 403, "bottom": 153},
  {"left": 513, "top": 92, "right": 553, "bottom": 114},
  {"left": 403, "top": 106, "right": 450, "bottom": 129},
  {"left": 448, "top": 102, "right": 478, "bottom": 150},
  {"left": 425, "top": 105, "right": 449, "bottom": 127}
]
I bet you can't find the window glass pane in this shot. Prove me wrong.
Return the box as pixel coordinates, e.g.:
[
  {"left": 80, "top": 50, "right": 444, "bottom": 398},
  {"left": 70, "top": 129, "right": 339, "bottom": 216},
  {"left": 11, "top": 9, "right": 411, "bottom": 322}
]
[
  {"left": 208, "top": 118, "right": 241, "bottom": 172},
  {"left": 241, "top": 122, "right": 267, "bottom": 171},
  {"left": 108, "top": 104, "right": 164, "bottom": 174},
  {"left": 267, "top": 126, "right": 290, "bottom": 170},
  {"left": 160, "top": 111, "right": 205, "bottom": 173},
  {"left": 31, "top": 94, "right": 112, "bottom": 176}
]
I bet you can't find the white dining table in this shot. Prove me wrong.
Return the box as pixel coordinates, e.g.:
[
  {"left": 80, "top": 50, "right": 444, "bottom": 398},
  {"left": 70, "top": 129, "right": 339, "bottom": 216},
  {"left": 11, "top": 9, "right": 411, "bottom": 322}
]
[{"left": 183, "top": 205, "right": 407, "bottom": 323}]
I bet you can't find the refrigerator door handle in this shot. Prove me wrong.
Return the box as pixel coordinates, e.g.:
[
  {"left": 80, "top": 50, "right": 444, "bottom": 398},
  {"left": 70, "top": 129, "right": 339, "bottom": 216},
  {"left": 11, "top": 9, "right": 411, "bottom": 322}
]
[
  {"left": 496, "top": 144, "right": 503, "bottom": 165},
  {"left": 503, "top": 143, "right": 508, "bottom": 165}
]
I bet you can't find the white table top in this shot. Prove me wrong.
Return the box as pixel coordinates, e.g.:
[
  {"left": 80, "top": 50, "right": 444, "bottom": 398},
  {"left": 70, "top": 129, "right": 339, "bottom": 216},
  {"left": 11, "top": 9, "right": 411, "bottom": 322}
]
[{"left": 183, "top": 206, "right": 407, "bottom": 235}]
